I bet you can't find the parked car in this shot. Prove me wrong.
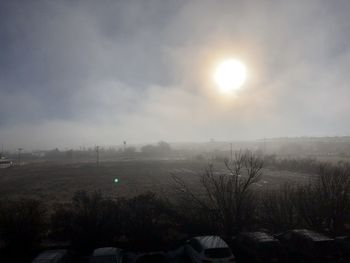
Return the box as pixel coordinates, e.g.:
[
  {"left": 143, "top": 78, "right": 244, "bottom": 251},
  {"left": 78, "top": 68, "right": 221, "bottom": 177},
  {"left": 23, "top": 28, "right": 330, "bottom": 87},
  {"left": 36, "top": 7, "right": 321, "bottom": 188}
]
[
  {"left": 32, "top": 249, "right": 70, "bottom": 263},
  {"left": 234, "top": 232, "right": 286, "bottom": 263},
  {"left": 276, "top": 229, "right": 340, "bottom": 263},
  {"left": 135, "top": 251, "right": 167, "bottom": 263},
  {"left": 185, "top": 236, "right": 235, "bottom": 262},
  {"left": 91, "top": 247, "right": 124, "bottom": 263}
]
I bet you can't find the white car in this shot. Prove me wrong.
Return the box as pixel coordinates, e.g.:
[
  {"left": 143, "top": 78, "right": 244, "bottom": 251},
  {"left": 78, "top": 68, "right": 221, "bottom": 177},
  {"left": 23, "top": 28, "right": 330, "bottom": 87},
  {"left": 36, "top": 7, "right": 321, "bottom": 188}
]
[
  {"left": 185, "top": 236, "right": 235, "bottom": 263},
  {"left": 91, "top": 247, "right": 124, "bottom": 263}
]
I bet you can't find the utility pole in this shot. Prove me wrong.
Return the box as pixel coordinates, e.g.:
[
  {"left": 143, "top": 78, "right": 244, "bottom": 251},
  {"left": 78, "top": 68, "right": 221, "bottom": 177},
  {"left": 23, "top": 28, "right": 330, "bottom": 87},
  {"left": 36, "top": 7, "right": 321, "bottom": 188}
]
[
  {"left": 230, "top": 142, "right": 233, "bottom": 163},
  {"left": 17, "top": 148, "right": 22, "bottom": 165},
  {"left": 95, "top": 146, "right": 100, "bottom": 167}
]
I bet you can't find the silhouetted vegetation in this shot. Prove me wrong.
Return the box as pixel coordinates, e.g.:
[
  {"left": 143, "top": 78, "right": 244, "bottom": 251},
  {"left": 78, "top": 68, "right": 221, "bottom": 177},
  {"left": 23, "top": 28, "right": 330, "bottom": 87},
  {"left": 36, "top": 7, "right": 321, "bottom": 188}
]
[
  {"left": 50, "top": 191, "right": 179, "bottom": 253},
  {"left": 50, "top": 191, "right": 122, "bottom": 254},
  {"left": 259, "top": 163, "right": 350, "bottom": 235},
  {"left": 0, "top": 199, "right": 46, "bottom": 262},
  {"left": 259, "top": 183, "right": 301, "bottom": 232},
  {"left": 0, "top": 155, "right": 350, "bottom": 262},
  {"left": 296, "top": 163, "right": 350, "bottom": 234},
  {"left": 121, "top": 192, "right": 177, "bottom": 250}
]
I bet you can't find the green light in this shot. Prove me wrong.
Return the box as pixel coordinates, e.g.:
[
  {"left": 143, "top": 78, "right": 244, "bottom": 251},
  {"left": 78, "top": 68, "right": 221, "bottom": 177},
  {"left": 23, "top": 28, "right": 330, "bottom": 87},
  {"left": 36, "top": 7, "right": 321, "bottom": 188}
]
[{"left": 114, "top": 178, "right": 119, "bottom": 183}]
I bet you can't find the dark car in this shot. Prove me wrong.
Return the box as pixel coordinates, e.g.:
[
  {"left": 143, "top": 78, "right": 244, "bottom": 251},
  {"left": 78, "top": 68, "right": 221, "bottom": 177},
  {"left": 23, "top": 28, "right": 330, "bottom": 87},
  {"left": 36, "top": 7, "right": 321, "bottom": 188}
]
[
  {"left": 233, "top": 232, "right": 286, "bottom": 263},
  {"left": 32, "top": 249, "right": 70, "bottom": 263},
  {"left": 276, "top": 229, "right": 340, "bottom": 263},
  {"left": 90, "top": 247, "right": 124, "bottom": 263}
]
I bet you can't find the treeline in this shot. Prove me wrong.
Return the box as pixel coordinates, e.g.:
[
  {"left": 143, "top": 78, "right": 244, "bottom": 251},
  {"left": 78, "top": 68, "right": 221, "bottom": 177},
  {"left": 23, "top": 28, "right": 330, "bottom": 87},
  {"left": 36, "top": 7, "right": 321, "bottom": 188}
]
[
  {"left": 6, "top": 141, "right": 175, "bottom": 162},
  {"left": 0, "top": 191, "right": 178, "bottom": 262},
  {"left": 0, "top": 153, "right": 350, "bottom": 262},
  {"left": 263, "top": 155, "right": 321, "bottom": 174},
  {"left": 259, "top": 163, "right": 350, "bottom": 233},
  {"left": 175, "top": 152, "right": 350, "bottom": 236}
]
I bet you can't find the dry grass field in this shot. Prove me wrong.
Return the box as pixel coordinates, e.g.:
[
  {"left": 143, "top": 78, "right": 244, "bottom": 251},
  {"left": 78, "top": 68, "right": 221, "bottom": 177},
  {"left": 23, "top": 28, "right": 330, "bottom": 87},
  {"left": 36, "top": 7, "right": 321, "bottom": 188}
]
[{"left": 0, "top": 159, "right": 314, "bottom": 204}]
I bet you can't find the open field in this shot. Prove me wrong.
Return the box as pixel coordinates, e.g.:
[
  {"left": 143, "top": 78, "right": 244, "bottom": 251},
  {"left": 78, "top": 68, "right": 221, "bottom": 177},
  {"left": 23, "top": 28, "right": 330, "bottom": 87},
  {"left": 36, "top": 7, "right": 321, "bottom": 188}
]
[{"left": 0, "top": 159, "right": 314, "bottom": 204}]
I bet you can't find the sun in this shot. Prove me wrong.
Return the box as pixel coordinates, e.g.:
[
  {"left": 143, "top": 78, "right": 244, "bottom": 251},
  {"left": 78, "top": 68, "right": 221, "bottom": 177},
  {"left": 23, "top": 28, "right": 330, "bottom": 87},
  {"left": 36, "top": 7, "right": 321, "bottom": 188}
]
[{"left": 213, "top": 59, "right": 247, "bottom": 92}]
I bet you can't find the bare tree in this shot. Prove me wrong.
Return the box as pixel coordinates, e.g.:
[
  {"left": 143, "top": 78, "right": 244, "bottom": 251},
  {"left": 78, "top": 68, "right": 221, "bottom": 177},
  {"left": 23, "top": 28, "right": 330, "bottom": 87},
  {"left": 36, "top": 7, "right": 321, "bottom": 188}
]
[
  {"left": 259, "top": 183, "right": 302, "bottom": 232},
  {"left": 295, "top": 183, "right": 325, "bottom": 231},
  {"left": 172, "top": 151, "right": 263, "bottom": 235},
  {"left": 317, "top": 163, "right": 350, "bottom": 234},
  {"left": 293, "top": 163, "right": 350, "bottom": 234}
]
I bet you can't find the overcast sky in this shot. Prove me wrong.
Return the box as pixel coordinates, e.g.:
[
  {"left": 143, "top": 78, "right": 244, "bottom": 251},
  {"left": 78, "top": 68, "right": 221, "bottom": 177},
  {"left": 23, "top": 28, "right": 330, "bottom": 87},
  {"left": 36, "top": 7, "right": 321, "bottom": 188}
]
[{"left": 1, "top": 0, "right": 350, "bottom": 150}]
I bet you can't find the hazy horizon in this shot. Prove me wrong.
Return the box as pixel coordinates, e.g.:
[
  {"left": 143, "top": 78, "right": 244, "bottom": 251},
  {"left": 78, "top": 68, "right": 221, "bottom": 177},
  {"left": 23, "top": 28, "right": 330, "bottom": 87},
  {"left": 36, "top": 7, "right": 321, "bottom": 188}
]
[{"left": 1, "top": 0, "right": 350, "bottom": 150}]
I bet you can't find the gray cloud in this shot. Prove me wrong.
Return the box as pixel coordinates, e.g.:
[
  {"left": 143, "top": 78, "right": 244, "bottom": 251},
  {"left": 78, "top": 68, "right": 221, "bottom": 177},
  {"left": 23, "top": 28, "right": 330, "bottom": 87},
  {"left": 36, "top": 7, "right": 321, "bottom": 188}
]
[{"left": 1, "top": 0, "right": 350, "bottom": 150}]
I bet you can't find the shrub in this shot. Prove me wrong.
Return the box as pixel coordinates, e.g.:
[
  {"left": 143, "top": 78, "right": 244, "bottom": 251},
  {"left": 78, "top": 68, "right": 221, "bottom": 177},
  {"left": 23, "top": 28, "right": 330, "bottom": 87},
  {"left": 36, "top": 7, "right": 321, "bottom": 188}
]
[
  {"left": 51, "top": 191, "right": 121, "bottom": 254},
  {"left": 121, "top": 191, "right": 177, "bottom": 250},
  {"left": 259, "top": 183, "right": 302, "bottom": 232},
  {"left": 0, "top": 199, "right": 46, "bottom": 262}
]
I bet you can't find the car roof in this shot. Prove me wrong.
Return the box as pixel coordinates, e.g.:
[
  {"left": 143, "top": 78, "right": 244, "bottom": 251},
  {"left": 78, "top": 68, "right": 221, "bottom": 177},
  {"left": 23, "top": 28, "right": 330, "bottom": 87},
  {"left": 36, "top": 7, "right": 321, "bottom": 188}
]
[
  {"left": 193, "top": 236, "right": 228, "bottom": 249},
  {"left": 241, "top": 232, "right": 278, "bottom": 242},
  {"left": 32, "top": 250, "right": 67, "bottom": 263},
  {"left": 93, "top": 247, "right": 122, "bottom": 256},
  {"left": 291, "top": 229, "right": 333, "bottom": 241}
]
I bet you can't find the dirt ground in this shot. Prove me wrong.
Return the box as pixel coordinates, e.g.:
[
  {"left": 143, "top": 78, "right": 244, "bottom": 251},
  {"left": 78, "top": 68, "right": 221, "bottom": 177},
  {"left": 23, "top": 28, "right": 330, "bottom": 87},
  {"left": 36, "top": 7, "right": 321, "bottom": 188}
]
[{"left": 0, "top": 159, "right": 314, "bottom": 204}]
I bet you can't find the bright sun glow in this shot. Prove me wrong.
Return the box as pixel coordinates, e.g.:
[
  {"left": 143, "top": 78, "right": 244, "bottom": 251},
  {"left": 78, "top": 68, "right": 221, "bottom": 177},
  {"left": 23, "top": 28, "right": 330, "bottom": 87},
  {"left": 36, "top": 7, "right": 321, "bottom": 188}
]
[{"left": 214, "top": 59, "right": 247, "bottom": 92}]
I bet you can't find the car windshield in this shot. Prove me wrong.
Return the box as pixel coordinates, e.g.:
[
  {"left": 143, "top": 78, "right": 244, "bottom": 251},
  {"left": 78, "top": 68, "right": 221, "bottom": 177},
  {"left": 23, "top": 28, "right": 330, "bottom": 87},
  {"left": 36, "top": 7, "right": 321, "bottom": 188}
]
[{"left": 205, "top": 248, "right": 232, "bottom": 258}]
